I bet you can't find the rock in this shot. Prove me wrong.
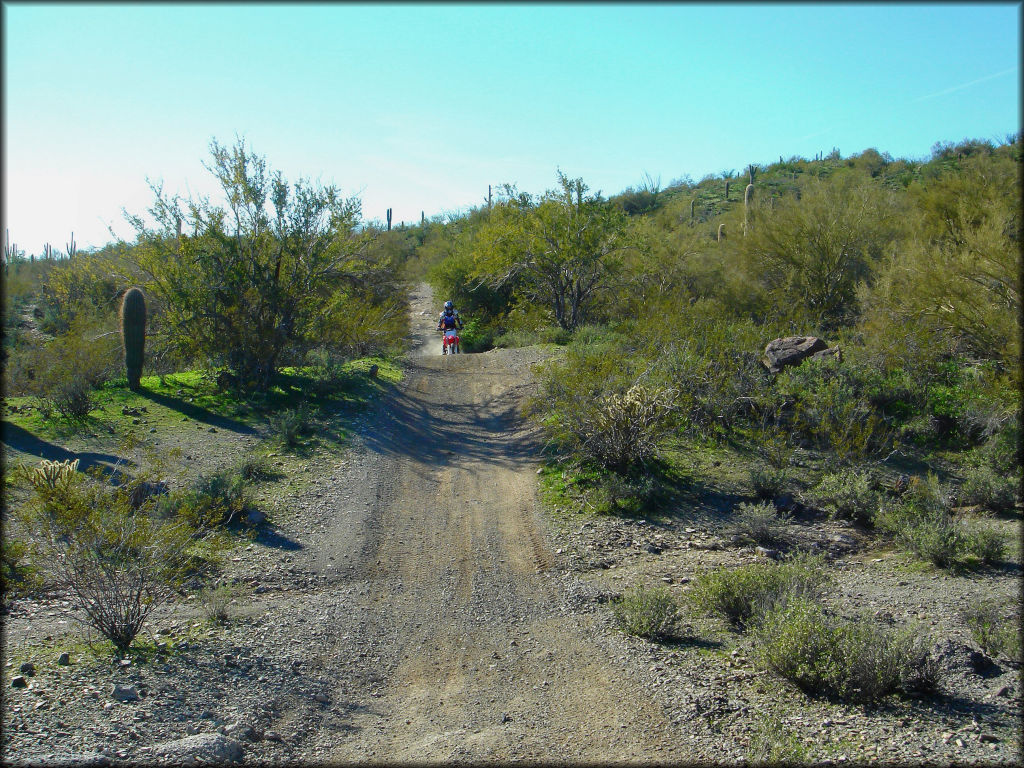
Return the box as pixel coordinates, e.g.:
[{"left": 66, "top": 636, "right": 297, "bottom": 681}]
[
  {"left": 368, "top": 364, "right": 379, "bottom": 378},
  {"left": 810, "top": 346, "right": 842, "bottom": 364},
  {"left": 57, "top": 652, "right": 71, "bottom": 666},
  {"left": 763, "top": 336, "right": 830, "bottom": 373},
  {"left": 153, "top": 733, "right": 244, "bottom": 763},
  {"left": 755, "top": 546, "right": 779, "bottom": 559},
  {"left": 313, "top": 692, "right": 330, "bottom": 703},
  {"left": 11, "top": 675, "right": 28, "bottom": 688},
  {"left": 111, "top": 684, "right": 140, "bottom": 702},
  {"left": 264, "top": 731, "right": 283, "bottom": 742},
  {"left": 19, "top": 662, "right": 35, "bottom": 676},
  {"left": 224, "top": 722, "right": 259, "bottom": 742}
]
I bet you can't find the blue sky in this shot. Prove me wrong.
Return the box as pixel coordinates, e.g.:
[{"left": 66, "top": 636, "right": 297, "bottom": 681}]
[{"left": 3, "top": 2, "right": 1020, "bottom": 252}]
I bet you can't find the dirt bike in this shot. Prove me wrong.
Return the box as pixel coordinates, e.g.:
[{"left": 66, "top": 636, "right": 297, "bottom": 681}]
[{"left": 441, "top": 328, "right": 461, "bottom": 355}]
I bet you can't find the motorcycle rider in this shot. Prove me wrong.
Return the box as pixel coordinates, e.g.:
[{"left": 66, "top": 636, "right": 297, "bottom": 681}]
[{"left": 437, "top": 300, "right": 464, "bottom": 354}]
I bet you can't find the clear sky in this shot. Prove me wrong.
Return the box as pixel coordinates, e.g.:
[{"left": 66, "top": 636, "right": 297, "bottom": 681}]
[{"left": 3, "top": 2, "right": 1020, "bottom": 253}]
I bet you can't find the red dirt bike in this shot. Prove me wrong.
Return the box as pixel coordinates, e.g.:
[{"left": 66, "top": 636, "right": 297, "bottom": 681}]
[{"left": 441, "top": 328, "right": 461, "bottom": 355}]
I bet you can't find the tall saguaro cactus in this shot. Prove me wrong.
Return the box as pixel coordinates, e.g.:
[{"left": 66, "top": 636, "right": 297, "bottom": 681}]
[
  {"left": 743, "top": 164, "right": 756, "bottom": 237},
  {"left": 120, "top": 287, "right": 147, "bottom": 391},
  {"left": 386, "top": 208, "right": 392, "bottom": 231}
]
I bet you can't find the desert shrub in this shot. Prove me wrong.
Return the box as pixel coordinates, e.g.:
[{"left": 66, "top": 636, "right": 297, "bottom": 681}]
[
  {"left": 957, "top": 464, "right": 1018, "bottom": 511},
  {"left": 804, "top": 468, "right": 878, "bottom": 524},
  {"left": 752, "top": 596, "right": 940, "bottom": 703},
  {"left": 235, "top": 454, "right": 282, "bottom": 483},
  {"left": 198, "top": 583, "right": 236, "bottom": 625},
  {"left": 779, "top": 360, "right": 891, "bottom": 464},
  {"left": 957, "top": 517, "right": 1007, "bottom": 565},
  {"left": 269, "top": 405, "right": 313, "bottom": 447},
  {"left": 726, "top": 501, "right": 791, "bottom": 546},
  {"left": 16, "top": 462, "right": 211, "bottom": 654},
  {"left": 960, "top": 599, "right": 1022, "bottom": 663},
  {"left": 457, "top": 318, "right": 493, "bottom": 353},
  {"left": 749, "top": 463, "right": 788, "bottom": 501},
  {"left": 0, "top": 537, "right": 43, "bottom": 598},
  {"left": 612, "top": 583, "right": 681, "bottom": 641},
  {"left": 688, "top": 552, "right": 831, "bottom": 630},
  {"left": 746, "top": 712, "right": 809, "bottom": 764},
  {"left": 15, "top": 316, "right": 120, "bottom": 418},
  {"left": 875, "top": 477, "right": 1007, "bottom": 569},
  {"left": 190, "top": 468, "right": 251, "bottom": 525}
]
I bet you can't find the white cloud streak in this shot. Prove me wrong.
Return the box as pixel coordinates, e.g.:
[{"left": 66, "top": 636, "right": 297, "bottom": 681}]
[{"left": 913, "top": 66, "right": 1018, "bottom": 103}]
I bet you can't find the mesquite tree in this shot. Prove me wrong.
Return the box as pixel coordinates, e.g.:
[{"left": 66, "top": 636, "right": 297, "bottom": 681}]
[
  {"left": 125, "top": 139, "right": 368, "bottom": 390},
  {"left": 475, "top": 172, "right": 633, "bottom": 331}
]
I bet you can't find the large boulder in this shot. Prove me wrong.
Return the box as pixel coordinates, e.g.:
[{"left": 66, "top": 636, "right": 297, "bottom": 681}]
[{"left": 763, "top": 336, "right": 830, "bottom": 373}]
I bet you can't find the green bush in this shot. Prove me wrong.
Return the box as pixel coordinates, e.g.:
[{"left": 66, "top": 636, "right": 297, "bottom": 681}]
[
  {"left": 957, "top": 517, "right": 1007, "bottom": 565},
  {"left": 457, "top": 318, "right": 494, "bottom": 352},
  {"left": 752, "top": 596, "right": 940, "bottom": 703},
  {"left": 16, "top": 463, "right": 211, "bottom": 653},
  {"left": 0, "top": 537, "right": 43, "bottom": 597},
  {"left": 612, "top": 583, "right": 681, "bottom": 640},
  {"left": 235, "top": 454, "right": 283, "bottom": 483},
  {"left": 726, "top": 501, "right": 791, "bottom": 546},
  {"left": 746, "top": 712, "right": 809, "bottom": 764},
  {"left": 874, "top": 477, "right": 1007, "bottom": 569},
  {"left": 688, "top": 552, "right": 831, "bottom": 630},
  {"left": 269, "top": 404, "right": 313, "bottom": 447},
  {"left": 960, "top": 599, "right": 1022, "bottom": 662},
  {"left": 198, "top": 583, "right": 236, "bottom": 625},
  {"left": 957, "top": 464, "right": 1018, "bottom": 511},
  {"left": 749, "top": 463, "right": 788, "bottom": 501},
  {"left": 804, "top": 468, "right": 878, "bottom": 524}
]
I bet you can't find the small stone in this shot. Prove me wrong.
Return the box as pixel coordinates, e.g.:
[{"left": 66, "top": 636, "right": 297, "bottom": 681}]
[
  {"left": 501, "top": 713, "right": 513, "bottom": 723},
  {"left": 57, "top": 653, "right": 70, "bottom": 666},
  {"left": 313, "top": 693, "right": 330, "bottom": 703},
  {"left": 979, "top": 734, "right": 999, "bottom": 743},
  {"left": 264, "top": 731, "right": 283, "bottom": 742},
  {"left": 208, "top": 427, "right": 217, "bottom": 433},
  {"left": 755, "top": 546, "right": 779, "bottom": 559},
  {"left": 995, "top": 685, "right": 1011, "bottom": 697},
  {"left": 111, "top": 684, "right": 139, "bottom": 702},
  {"left": 11, "top": 675, "right": 27, "bottom": 688},
  {"left": 19, "top": 662, "right": 35, "bottom": 676}
]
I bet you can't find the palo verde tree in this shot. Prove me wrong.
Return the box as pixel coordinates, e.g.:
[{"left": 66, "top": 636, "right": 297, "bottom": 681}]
[
  {"left": 125, "top": 138, "right": 367, "bottom": 390},
  {"left": 475, "top": 172, "right": 634, "bottom": 331}
]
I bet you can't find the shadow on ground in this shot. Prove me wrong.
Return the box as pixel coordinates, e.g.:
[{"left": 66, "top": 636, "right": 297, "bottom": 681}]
[{"left": 1, "top": 421, "right": 134, "bottom": 483}]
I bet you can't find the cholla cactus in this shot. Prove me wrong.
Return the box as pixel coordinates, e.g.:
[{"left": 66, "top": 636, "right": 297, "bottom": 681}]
[
  {"left": 29, "top": 459, "right": 80, "bottom": 490},
  {"left": 581, "top": 384, "right": 677, "bottom": 469}
]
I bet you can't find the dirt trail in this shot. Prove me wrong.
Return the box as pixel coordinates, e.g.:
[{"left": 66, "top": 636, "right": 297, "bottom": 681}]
[{"left": 277, "top": 284, "right": 677, "bottom": 763}]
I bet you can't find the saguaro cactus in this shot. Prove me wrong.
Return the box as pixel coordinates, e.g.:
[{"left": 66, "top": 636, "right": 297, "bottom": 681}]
[
  {"left": 386, "top": 208, "right": 392, "bottom": 231},
  {"left": 65, "top": 232, "right": 76, "bottom": 259},
  {"left": 744, "top": 165, "right": 755, "bottom": 237},
  {"left": 689, "top": 198, "right": 695, "bottom": 220},
  {"left": 724, "top": 181, "right": 730, "bottom": 201},
  {"left": 717, "top": 223, "right": 726, "bottom": 242},
  {"left": 120, "top": 287, "right": 146, "bottom": 391}
]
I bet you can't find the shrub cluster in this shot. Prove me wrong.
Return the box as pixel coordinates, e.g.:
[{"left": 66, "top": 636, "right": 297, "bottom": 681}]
[
  {"left": 752, "top": 596, "right": 941, "bottom": 703},
  {"left": 611, "top": 583, "right": 681, "bottom": 641},
  {"left": 960, "top": 599, "right": 1022, "bottom": 663},
  {"left": 16, "top": 461, "right": 212, "bottom": 653},
  {"left": 803, "top": 468, "right": 878, "bottom": 524},
  {"left": 688, "top": 552, "right": 831, "bottom": 630},
  {"left": 725, "top": 501, "right": 792, "bottom": 547},
  {"left": 874, "top": 475, "right": 1007, "bottom": 569}
]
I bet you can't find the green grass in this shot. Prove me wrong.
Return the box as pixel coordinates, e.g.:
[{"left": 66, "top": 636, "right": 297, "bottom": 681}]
[{"left": 2, "top": 357, "right": 402, "bottom": 442}]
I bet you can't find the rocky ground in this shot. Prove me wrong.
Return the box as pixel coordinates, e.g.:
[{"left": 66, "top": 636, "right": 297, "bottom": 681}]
[{"left": 2, "top": 284, "right": 1021, "bottom": 766}]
